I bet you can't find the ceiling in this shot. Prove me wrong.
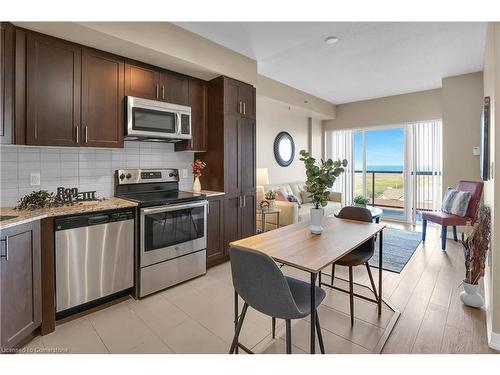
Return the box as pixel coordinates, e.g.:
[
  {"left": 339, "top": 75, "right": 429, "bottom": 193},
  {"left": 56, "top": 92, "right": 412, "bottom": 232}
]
[{"left": 176, "top": 22, "right": 487, "bottom": 104}]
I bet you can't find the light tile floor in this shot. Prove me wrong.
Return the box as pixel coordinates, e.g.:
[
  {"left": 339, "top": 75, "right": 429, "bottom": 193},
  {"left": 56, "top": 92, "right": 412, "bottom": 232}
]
[{"left": 23, "top": 223, "right": 496, "bottom": 354}]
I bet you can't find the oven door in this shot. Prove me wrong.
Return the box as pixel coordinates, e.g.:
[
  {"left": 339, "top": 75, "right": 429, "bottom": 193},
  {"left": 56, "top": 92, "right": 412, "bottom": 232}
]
[{"left": 140, "top": 201, "right": 207, "bottom": 267}]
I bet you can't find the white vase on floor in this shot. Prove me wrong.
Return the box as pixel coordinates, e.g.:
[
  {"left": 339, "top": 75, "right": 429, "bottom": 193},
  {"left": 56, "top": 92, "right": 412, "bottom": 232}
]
[
  {"left": 193, "top": 176, "right": 201, "bottom": 193},
  {"left": 460, "top": 282, "right": 484, "bottom": 308},
  {"left": 310, "top": 207, "right": 324, "bottom": 234}
]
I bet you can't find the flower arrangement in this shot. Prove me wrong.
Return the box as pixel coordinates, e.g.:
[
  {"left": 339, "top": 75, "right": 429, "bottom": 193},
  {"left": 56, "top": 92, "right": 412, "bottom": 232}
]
[
  {"left": 462, "top": 205, "right": 491, "bottom": 285},
  {"left": 259, "top": 200, "right": 270, "bottom": 210},
  {"left": 353, "top": 195, "right": 370, "bottom": 206},
  {"left": 299, "top": 150, "right": 347, "bottom": 209},
  {"left": 264, "top": 190, "right": 277, "bottom": 200},
  {"left": 191, "top": 159, "right": 206, "bottom": 178}
]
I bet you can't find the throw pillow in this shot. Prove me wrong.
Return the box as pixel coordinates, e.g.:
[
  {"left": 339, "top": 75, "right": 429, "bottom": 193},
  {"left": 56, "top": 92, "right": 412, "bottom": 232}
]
[
  {"left": 275, "top": 187, "right": 289, "bottom": 201},
  {"left": 288, "top": 195, "right": 301, "bottom": 208},
  {"left": 442, "top": 188, "right": 472, "bottom": 217},
  {"left": 300, "top": 190, "right": 313, "bottom": 204}
]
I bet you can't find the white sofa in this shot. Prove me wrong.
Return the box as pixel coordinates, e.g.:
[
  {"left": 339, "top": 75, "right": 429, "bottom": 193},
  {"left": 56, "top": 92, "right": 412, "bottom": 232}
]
[{"left": 257, "top": 181, "right": 342, "bottom": 229}]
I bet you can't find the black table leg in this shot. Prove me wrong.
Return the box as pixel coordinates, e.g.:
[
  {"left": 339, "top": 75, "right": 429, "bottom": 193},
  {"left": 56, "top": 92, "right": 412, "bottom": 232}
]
[
  {"left": 378, "top": 230, "right": 383, "bottom": 315},
  {"left": 310, "top": 272, "right": 317, "bottom": 354},
  {"left": 234, "top": 289, "right": 239, "bottom": 354}
]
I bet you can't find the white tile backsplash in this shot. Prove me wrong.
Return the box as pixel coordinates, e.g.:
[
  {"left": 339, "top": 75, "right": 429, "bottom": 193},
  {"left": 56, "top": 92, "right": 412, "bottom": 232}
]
[{"left": 0, "top": 141, "right": 194, "bottom": 207}]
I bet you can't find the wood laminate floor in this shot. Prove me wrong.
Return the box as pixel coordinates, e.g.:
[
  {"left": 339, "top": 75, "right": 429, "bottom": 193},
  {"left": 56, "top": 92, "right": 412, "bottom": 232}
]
[{"left": 23, "top": 222, "right": 497, "bottom": 354}]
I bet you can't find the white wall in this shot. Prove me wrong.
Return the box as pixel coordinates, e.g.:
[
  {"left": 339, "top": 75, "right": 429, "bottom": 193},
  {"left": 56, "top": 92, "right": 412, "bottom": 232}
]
[{"left": 0, "top": 142, "right": 194, "bottom": 207}]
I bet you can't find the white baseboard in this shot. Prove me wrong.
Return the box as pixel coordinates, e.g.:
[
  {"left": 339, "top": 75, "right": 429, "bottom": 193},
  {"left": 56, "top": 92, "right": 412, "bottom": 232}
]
[{"left": 484, "top": 271, "right": 500, "bottom": 352}]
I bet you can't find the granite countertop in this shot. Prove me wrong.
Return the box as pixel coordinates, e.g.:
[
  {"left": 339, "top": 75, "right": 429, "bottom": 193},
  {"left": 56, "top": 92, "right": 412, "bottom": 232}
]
[
  {"left": 0, "top": 197, "right": 138, "bottom": 230},
  {"left": 183, "top": 190, "right": 225, "bottom": 197}
]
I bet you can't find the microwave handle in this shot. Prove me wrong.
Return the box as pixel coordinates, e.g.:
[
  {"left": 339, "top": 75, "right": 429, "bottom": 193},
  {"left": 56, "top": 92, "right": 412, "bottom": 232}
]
[{"left": 175, "top": 113, "right": 181, "bottom": 135}]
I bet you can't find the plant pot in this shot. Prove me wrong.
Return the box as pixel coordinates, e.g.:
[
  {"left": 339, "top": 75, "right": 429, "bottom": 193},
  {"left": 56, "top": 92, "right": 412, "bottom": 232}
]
[
  {"left": 310, "top": 207, "right": 324, "bottom": 234},
  {"left": 460, "top": 281, "right": 484, "bottom": 308},
  {"left": 268, "top": 199, "right": 276, "bottom": 209},
  {"left": 193, "top": 176, "right": 201, "bottom": 193},
  {"left": 354, "top": 203, "right": 366, "bottom": 207}
]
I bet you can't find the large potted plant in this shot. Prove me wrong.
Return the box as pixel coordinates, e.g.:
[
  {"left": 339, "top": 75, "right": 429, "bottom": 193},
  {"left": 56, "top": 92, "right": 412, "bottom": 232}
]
[
  {"left": 460, "top": 204, "right": 491, "bottom": 307},
  {"left": 299, "top": 150, "right": 347, "bottom": 234}
]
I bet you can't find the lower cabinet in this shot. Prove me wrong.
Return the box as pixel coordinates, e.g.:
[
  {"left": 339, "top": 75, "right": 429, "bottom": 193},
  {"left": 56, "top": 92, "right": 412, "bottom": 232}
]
[
  {"left": 0, "top": 221, "right": 41, "bottom": 350},
  {"left": 206, "top": 195, "right": 225, "bottom": 268}
]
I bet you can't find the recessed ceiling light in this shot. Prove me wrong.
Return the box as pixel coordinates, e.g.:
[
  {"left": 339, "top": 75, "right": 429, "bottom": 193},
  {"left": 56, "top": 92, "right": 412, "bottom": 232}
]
[{"left": 324, "top": 36, "right": 339, "bottom": 45}]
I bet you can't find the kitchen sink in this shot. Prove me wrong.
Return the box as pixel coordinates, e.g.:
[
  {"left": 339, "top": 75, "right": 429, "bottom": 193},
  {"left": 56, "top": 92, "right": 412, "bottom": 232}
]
[{"left": 0, "top": 215, "right": 18, "bottom": 222}]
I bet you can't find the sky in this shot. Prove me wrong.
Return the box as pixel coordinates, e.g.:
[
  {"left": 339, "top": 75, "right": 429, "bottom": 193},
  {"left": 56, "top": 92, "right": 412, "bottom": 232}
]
[{"left": 354, "top": 128, "right": 404, "bottom": 171}]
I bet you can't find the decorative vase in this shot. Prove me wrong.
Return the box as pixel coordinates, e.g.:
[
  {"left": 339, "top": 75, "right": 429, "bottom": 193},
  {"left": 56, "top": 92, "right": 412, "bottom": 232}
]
[
  {"left": 269, "top": 199, "right": 276, "bottom": 210},
  {"left": 354, "top": 203, "right": 366, "bottom": 208},
  {"left": 193, "top": 176, "right": 201, "bottom": 193},
  {"left": 460, "top": 282, "right": 484, "bottom": 308},
  {"left": 310, "top": 207, "right": 324, "bottom": 234}
]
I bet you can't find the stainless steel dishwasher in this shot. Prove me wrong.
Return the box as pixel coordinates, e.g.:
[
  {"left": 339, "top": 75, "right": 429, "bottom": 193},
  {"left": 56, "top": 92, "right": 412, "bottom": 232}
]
[{"left": 55, "top": 209, "right": 135, "bottom": 313}]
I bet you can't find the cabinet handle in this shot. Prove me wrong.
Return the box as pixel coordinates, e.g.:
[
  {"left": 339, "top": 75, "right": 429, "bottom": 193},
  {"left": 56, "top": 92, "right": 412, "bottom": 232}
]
[
  {"left": 162, "top": 85, "right": 165, "bottom": 100},
  {"left": 0, "top": 236, "right": 9, "bottom": 261},
  {"left": 238, "top": 196, "right": 242, "bottom": 208},
  {"left": 75, "top": 127, "right": 79, "bottom": 144},
  {"left": 243, "top": 102, "right": 246, "bottom": 115},
  {"left": 238, "top": 101, "right": 242, "bottom": 114},
  {"left": 84, "top": 126, "right": 88, "bottom": 143},
  {"left": 243, "top": 195, "right": 246, "bottom": 207},
  {"left": 156, "top": 84, "right": 159, "bottom": 99}
]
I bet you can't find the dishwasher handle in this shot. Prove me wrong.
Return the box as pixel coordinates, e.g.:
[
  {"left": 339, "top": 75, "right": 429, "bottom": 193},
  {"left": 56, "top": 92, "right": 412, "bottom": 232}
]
[{"left": 87, "top": 215, "right": 110, "bottom": 225}]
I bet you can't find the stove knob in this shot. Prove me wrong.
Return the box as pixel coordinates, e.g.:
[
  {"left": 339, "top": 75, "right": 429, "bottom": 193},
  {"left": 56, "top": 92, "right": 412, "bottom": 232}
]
[
  {"left": 119, "top": 173, "right": 126, "bottom": 180},
  {"left": 126, "top": 173, "right": 132, "bottom": 179}
]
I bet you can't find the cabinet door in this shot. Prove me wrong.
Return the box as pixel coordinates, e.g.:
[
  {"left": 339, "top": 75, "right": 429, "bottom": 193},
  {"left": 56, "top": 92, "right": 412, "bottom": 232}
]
[
  {"left": 175, "top": 78, "right": 207, "bottom": 152},
  {"left": 223, "top": 196, "right": 242, "bottom": 255},
  {"left": 26, "top": 33, "right": 81, "bottom": 146},
  {"left": 239, "top": 117, "right": 256, "bottom": 194},
  {"left": 160, "top": 71, "right": 189, "bottom": 105},
  {"left": 125, "top": 62, "right": 160, "bottom": 100},
  {"left": 224, "top": 115, "right": 241, "bottom": 195},
  {"left": 240, "top": 85, "right": 255, "bottom": 119},
  {"left": 240, "top": 193, "right": 256, "bottom": 239},
  {"left": 82, "top": 48, "right": 125, "bottom": 148},
  {"left": 224, "top": 77, "right": 243, "bottom": 117},
  {"left": 206, "top": 195, "right": 225, "bottom": 267},
  {"left": 1, "top": 22, "right": 14, "bottom": 144},
  {"left": 0, "top": 221, "right": 41, "bottom": 349}
]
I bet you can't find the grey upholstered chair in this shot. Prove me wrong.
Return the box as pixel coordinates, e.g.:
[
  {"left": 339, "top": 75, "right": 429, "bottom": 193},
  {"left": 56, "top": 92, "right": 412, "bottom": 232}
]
[
  {"left": 229, "top": 247, "right": 326, "bottom": 354},
  {"left": 331, "top": 206, "right": 378, "bottom": 326}
]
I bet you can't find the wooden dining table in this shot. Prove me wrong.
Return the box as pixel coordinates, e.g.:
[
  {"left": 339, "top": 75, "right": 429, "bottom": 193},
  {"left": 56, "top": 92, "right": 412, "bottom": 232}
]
[{"left": 230, "top": 216, "right": 386, "bottom": 354}]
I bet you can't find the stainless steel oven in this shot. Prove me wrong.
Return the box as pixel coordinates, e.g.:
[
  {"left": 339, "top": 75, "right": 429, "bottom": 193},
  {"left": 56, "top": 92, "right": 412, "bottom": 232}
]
[
  {"left": 139, "top": 200, "right": 208, "bottom": 296},
  {"left": 125, "top": 96, "right": 191, "bottom": 141}
]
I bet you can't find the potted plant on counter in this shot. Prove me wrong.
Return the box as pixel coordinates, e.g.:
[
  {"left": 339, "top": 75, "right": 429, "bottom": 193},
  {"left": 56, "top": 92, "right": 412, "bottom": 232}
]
[
  {"left": 353, "top": 195, "right": 370, "bottom": 207},
  {"left": 191, "top": 159, "right": 206, "bottom": 193},
  {"left": 460, "top": 205, "right": 491, "bottom": 308},
  {"left": 299, "top": 150, "right": 347, "bottom": 234}
]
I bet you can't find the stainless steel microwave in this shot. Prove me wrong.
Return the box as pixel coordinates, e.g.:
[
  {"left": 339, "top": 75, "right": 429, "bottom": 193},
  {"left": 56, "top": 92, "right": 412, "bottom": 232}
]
[{"left": 125, "top": 96, "right": 192, "bottom": 141}]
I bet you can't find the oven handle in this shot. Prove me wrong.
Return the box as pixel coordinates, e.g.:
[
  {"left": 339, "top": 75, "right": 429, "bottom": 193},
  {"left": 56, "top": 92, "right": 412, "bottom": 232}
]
[{"left": 141, "top": 201, "right": 208, "bottom": 215}]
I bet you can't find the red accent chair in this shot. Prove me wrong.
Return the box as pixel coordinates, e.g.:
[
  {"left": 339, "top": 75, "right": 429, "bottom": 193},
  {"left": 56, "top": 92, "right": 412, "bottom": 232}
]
[{"left": 422, "top": 180, "right": 483, "bottom": 250}]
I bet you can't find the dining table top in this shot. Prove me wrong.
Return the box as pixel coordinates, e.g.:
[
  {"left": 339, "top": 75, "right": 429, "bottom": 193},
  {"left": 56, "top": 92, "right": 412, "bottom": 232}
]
[{"left": 230, "top": 216, "right": 386, "bottom": 273}]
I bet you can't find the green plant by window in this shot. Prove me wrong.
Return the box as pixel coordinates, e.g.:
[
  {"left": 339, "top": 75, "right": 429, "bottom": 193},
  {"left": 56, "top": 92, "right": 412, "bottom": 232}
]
[
  {"left": 353, "top": 195, "right": 370, "bottom": 205},
  {"left": 299, "top": 150, "right": 347, "bottom": 209},
  {"left": 264, "top": 190, "right": 277, "bottom": 200}
]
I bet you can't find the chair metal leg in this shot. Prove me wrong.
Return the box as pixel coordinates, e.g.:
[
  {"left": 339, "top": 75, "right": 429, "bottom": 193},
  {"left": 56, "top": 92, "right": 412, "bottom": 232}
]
[
  {"left": 272, "top": 317, "right": 276, "bottom": 339},
  {"left": 318, "top": 270, "right": 322, "bottom": 287},
  {"left": 331, "top": 263, "right": 336, "bottom": 286},
  {"left": 348, "top": 266, "right": 354, "bottom": 327},
  {"left": 229, "top": 303, "right": 248, "bottom": 354},
  {"left": 453, "top": 226, "right": 458, "bottom": 241},
  {"left": 315, "top": 309, "right": 325, "bottom": 354},
  {"left": 441, "top": 225, "right": 447, "bottom": 251},
  {"left": 365, "top": 262, "right": 378, "bottom": 300},
  {"left": 422, "top": 219, "right": 427, "bottom": 241},
  {"left": 285, "top": 319, "right": 292, "bottom": 354}
]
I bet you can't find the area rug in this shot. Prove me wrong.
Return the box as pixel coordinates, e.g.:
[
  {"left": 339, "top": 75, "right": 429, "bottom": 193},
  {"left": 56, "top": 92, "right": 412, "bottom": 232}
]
[{"left": 369, "top": 227, "right": 422, "bottom": 273}]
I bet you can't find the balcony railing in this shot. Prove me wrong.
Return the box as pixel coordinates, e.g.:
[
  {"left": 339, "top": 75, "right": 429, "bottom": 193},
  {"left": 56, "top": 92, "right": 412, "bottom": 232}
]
[{"left": 354, "top": 170, "right": 439, "bottom": 214}]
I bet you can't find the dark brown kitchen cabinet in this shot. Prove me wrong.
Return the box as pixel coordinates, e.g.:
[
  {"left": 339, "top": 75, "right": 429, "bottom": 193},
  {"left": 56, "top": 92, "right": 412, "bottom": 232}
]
[
  {"left": 175, "top": 77, "right": 208, "bottom": 152},
  {"left": 26, "top": 32, "right": 81, "bottom": 147},
  {"left": 206, "top": 195, "right": 225, "bottom": 268},
  {"left": 1, "top": 22, "right": 15, "bottom": 145},
  {"left": 82, "top": 48, "right": 125, "bottom": 148},
  {"left": 0, "top": 221, "right": 41, "bottom": 350},
  {"left": 161, "top": 71, "right": 189, "bottom": 105},
  {"left": 125, "top": 62, "right": 160, "bottom": 100},
  {"left": 198, "top": 76, "right": 256, "bottom": 257}
]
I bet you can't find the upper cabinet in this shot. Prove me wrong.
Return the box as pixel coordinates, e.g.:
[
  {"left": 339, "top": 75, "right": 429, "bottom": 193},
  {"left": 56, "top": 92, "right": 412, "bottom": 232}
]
[
  {"left": 1, "top": 22, "right": 15, "bottom": 145},
  {"left": 82, "top": 48, "right": 124, "bottom": 148},
  {"left": 26, "top": 32, "right": 81, "bottom": 147},
  {"left": 224, "top": 77, "right": 256, "bottom": 119},
  {"left": 125, "top": 61, "right": 189, "bottom": 106}
]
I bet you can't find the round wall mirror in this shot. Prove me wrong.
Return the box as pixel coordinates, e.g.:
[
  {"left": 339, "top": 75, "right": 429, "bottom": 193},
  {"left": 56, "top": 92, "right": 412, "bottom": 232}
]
[{"left": 274, "top": 132, "right": 295, "bottom": 167}]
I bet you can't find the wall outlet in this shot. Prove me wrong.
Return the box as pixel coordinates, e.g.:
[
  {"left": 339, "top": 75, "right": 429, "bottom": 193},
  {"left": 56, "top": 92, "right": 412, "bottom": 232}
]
[
  {"left": 30, "top": 173, "right": 41, "bottom": 186},
  {"left": 472, "top": 146, "right": 481, "bottom": 156},
  {"left": 181, "top": 169, "right": 188, "bottom": 178}
]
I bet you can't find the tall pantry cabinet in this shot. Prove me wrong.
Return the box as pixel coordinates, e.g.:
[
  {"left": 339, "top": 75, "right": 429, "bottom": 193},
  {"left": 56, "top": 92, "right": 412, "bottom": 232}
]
[{"left": 197, "top": 76, "right": 256, "bottom": 265}]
